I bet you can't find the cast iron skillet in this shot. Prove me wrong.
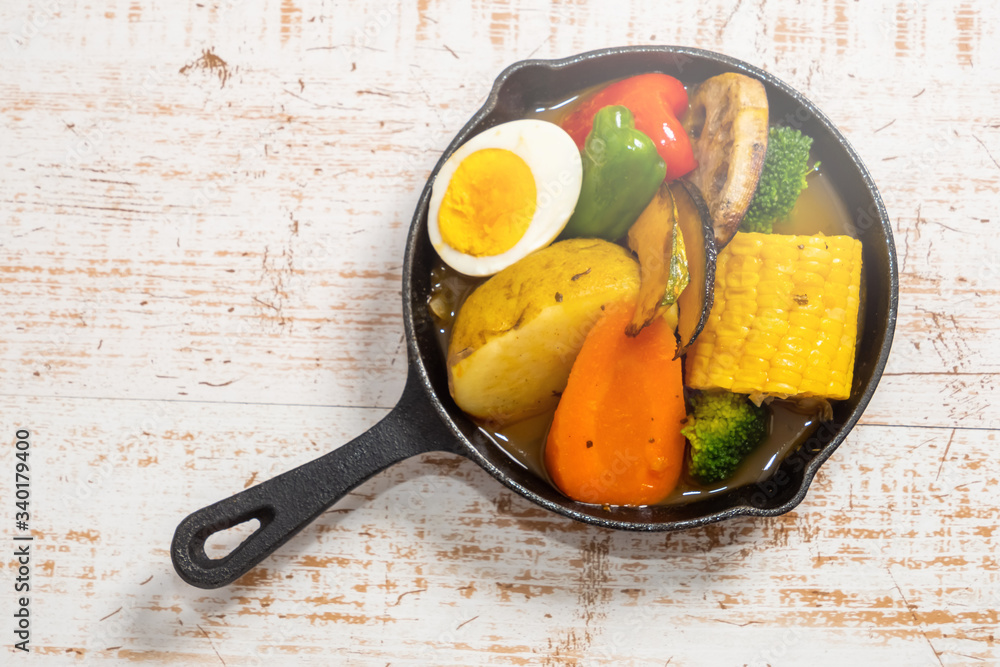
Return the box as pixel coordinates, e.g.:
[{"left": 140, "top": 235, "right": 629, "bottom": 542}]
[{"left": 172, "top": 45, "right": 898, "bottom": 589}]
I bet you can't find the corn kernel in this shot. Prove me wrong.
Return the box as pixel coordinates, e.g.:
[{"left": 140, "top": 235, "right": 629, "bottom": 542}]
[
  {"left": 768, "top": 367, "right": 803, "bottom": 386},
  {"left": 789, "top": 311, "right": 822, "bottom": 331},
  {"left": 792, "top": 270, "right": 825, "bottom": 288},
  {"left": 828, "top": 267, "right": 852, "bottom": 285},
  {"left": 744, "top": 340, "right": 776, "bottom": 361}
]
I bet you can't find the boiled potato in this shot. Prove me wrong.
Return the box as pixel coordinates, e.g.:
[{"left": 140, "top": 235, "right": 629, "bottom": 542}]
[{"left": 448, "top": 238, "right": 640, "bottom": 426}]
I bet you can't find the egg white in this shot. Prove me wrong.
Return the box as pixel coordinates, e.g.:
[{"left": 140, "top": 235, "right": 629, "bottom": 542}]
[{"left": 427, "top": 119, "right": 583, "bottom": 277}]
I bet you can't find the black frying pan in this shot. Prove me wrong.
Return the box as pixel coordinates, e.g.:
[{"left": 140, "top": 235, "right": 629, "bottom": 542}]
[{"left": 171, "top": 46, "right": 898, "bottom": 589}]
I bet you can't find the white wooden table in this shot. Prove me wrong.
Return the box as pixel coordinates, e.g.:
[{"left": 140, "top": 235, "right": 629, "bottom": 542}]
[{"left": 3, "top": 0, "right": 998, "bottom": 664}]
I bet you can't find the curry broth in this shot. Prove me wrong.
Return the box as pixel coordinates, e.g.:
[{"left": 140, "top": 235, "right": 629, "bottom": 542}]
[{"left": 427, "top": 76, "right": 860, "bottom": 507}]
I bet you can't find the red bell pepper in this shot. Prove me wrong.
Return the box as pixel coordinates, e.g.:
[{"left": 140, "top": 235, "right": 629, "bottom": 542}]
[{"left": 561, "top": 72, "right": 698, "bottom": 181}]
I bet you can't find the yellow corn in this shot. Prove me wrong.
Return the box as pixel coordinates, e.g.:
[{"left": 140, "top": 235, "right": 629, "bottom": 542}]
[{"left": 685, "top": 232, "right": 863, "bottom": 401}]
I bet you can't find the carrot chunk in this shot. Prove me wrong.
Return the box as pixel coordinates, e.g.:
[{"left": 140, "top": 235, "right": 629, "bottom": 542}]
[{"left": 544, "top": 302, "right": 687, "bottom": 506}]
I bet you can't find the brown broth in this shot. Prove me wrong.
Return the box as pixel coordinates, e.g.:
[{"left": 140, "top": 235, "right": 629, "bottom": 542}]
[
  {"left": 527, "top": 81, "right": 608, "bottom": 125},
  {"left": 427, "top": 77, "right": 860, "bottom": 507},
  {"left": 776, "top": 165, "right": 854, "bottom": 237},
  {"left": 427, "top": 263, "right": 482, "bottom": 360},
  {"left": 478, "top": 399, "right": 820, "bottom": 505}
]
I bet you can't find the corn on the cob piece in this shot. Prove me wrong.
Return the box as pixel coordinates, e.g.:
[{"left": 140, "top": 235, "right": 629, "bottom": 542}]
[{"left": 685, "top": 232, "right": 863, "bottom": 401}]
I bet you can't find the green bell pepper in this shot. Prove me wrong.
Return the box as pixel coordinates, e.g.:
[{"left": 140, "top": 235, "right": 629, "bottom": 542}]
[{"left": 562, "top": 105, "right": 666, "bottom": 241}]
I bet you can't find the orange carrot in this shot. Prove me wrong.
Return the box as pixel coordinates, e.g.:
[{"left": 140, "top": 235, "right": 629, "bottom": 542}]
[{"left": 544, "top": 302, "right": 687, "bottom": 506}]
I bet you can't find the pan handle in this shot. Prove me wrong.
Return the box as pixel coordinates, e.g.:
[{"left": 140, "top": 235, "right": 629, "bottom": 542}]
[{"left": 171, "top": 370, "right": 460, "bottom": 589}]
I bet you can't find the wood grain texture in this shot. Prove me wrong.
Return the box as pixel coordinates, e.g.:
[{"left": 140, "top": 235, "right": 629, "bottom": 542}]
[{"left": 2, "top": 0, "right": 998, "bottom": 664}]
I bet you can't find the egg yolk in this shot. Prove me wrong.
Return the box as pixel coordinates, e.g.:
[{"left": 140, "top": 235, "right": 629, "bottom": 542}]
[{"left": 438, "top": 148, "right": 537, "bottom": 257}]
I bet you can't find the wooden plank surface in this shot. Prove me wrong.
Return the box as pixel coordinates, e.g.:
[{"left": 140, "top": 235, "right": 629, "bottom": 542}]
[{"left": 2, "top": 0, "right": 998, "bottom": 664}]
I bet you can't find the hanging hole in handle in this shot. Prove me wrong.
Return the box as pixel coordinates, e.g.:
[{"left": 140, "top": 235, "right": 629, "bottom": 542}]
[
  {"left": 190, "top": 506, "right": 276, "bottom": 565},
  {"left": 205, "top": 517, "right": 262, "bottom": 559}
]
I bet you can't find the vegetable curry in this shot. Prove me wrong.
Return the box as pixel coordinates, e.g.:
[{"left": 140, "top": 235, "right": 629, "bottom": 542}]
[{"left": 427, "top": 71, "right": 862, "bottom": 507}]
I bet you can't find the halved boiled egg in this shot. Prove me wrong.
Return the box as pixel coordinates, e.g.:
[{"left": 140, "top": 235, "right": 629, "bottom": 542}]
[{"left": 428, "top": 119, "right": 583, "bottom": 277}]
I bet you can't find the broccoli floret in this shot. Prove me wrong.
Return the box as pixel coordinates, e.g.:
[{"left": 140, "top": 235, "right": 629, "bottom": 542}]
[
  {"left": 739, "top": 126, "right": 818, "bottom": 234},
  {"left": 682, "top": 391, "right": 768, "bottom": 484}
]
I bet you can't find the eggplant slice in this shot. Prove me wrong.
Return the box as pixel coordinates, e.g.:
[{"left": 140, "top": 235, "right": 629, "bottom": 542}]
[
  {"left": 682, "top": 73, "right": 769, "bottom": 249},
  {"left": 671, "top": 180, "right": 717, "bottom": 356}
]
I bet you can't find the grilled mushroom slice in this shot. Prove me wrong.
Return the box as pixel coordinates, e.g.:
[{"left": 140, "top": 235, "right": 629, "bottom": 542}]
[{"left": 682, "top": 73, "right": 769, "bottom": 249}]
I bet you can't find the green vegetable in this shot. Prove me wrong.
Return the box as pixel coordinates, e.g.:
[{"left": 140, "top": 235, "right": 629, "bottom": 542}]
[
  {"left": 660, "top": 222, "right": 689, "bottom": 308},
  {"left": 682, "top": 391, "right": 768, "bottom": 484},
  {"left": 562, "top": 105, "right": 666, "bottom": 241},
  {"left": 739, "top": 126, "right": 819, "bottom": 234}
]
